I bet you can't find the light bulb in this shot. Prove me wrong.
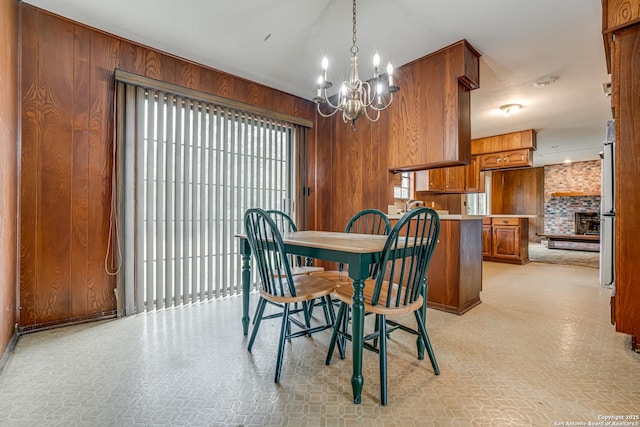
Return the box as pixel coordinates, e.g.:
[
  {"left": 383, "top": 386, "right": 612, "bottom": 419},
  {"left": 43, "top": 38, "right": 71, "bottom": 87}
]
[
  {"left": 373, "top": 52, "right": 380, "bottom": 67},
  {"left": 322, "top": 57, "right": 328, "bottom": 70}
]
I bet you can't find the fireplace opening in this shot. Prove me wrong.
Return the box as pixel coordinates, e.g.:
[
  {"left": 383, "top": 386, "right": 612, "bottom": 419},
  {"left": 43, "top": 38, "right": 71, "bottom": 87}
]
[{"left": 575, "top": 212, "right": 600, "bottom": 235}]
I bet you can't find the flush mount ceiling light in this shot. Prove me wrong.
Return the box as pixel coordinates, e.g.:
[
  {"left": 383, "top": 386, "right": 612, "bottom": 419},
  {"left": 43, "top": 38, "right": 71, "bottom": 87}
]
[
  {"left": 533, "top": 76, "right": 559, "bottom": 87},
  {"left": 500, "top": 104, "right": 523, "bottom": 116},
  {"left": 313, "top": 0, "right": 399, "bottom": 130}
]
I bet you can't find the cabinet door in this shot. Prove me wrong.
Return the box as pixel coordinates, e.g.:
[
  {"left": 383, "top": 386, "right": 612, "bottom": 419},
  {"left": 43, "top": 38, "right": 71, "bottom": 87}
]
[
  {"left": 428, "top": 169, "right": 447, "bottom": 192},
  {"left": 482, "top": 225, "right": 492, "bottom": 257},
  {"left": 415, "top": 169, "right": 446, "bottom": 192},
  {"left": 415, "top": 170, "right": 429, "bottom": 192},
  {"left": 445, "top": 166, "right": 465, "bottom": 192},
  {"left": 464, "top": 156, "right": 483, "bottom": 192},
  {"left": 492, "top": 225, "right": 520, "bottom": 259},
  {"left": 502, "top": 149, "right": 532, "bottom": 168},
  {"left": 479, "top": 153, "right": 503, "bottom": 169}
]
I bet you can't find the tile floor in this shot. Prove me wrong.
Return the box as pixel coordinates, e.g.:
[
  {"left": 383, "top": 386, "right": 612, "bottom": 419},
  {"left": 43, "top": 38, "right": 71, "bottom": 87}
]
[{"left": 1, "top": 262, "right": 639, "bottom": 426}]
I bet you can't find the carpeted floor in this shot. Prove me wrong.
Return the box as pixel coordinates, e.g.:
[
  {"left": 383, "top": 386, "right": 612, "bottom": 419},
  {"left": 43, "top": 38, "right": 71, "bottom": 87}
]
[{"left": 528, "top": 241, "right": 600, "bottom": 268}]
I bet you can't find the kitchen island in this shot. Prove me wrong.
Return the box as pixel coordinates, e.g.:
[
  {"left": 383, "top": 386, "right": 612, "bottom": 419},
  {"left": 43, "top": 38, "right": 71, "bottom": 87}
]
[{"left": 390, "top": 214, "right": 483, "bottom": 315}]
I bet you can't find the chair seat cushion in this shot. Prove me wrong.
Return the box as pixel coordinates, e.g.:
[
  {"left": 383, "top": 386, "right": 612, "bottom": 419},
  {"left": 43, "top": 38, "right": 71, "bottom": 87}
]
[
  {"left": 333, "top": 280, "right": 423, "bottom": 315},
  {"left": 261, "top": 274, "right": 337, "bottom": 304}
]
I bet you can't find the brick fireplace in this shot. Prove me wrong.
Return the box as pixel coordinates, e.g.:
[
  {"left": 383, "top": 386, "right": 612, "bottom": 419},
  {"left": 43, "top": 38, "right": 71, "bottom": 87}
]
[{"left": 544, "top": 160, "right": 601, "bottom": 235}]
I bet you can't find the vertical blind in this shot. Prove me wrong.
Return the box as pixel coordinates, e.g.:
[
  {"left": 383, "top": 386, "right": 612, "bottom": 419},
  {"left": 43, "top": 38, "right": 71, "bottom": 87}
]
[{"left": 114, "top": 72, "right": 310, "bottom": 315}]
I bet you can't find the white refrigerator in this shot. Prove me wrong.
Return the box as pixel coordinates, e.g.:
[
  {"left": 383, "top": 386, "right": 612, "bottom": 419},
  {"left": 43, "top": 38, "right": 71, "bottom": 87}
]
[{"left": 600, "top": 120, "right": 615, "bottom": 288}]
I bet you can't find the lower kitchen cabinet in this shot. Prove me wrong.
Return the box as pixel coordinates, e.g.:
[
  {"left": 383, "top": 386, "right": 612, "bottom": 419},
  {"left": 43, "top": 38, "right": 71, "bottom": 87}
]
[
  {"left": 426, "top": 219, "right": 483, "bottom": 314},
  {"left": 481, "top": 220, "right": 492, "bottom": 257},
  {"left": 482, "top": 217, "right": 529, "bottom": 264}
]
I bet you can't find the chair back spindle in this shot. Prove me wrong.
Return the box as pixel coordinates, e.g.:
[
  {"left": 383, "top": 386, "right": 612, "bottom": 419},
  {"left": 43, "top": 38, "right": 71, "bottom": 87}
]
[
  {"left": 244, "top": 208, "right": 296, "bottom": 299},
  {"left": 345, "top": 208, "right": 392, "bottom": 236}
]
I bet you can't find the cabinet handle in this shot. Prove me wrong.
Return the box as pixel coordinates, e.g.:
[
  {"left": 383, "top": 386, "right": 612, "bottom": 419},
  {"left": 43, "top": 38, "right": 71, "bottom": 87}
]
[
  {"left": 503, "top": 220, "right": 509, "bottom": 224},
  {"left": 497, "top": 157, "right": 501, "bottom": 163},
  {"left": 504, "top": 156, "right": 509, "bottom": 163}
]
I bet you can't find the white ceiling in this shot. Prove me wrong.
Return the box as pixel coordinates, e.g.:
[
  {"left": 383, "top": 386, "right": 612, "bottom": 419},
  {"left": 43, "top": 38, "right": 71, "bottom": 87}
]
[{"left": 24, "top": 0, "right": 613, "bottom": 166}]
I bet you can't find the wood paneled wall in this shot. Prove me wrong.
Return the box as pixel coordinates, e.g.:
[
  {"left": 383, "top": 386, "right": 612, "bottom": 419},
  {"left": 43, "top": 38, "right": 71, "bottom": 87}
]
[
  {"left": 19, "top": 5, "right": 316, "bottom": 330},
  {"left": 0, "top": 0, "right": 19, "bottom": 357},
  {"left": 490, "top": 168, "right": 544, "bottom": 241},
  {"left": 312, "top": 109, "right": 395, "bottom": 233}
]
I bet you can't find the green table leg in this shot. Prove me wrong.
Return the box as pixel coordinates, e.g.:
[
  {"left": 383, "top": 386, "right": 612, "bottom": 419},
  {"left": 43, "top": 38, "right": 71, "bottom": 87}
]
[
  {"left": 351, "top": 278, "right": 365, "bottom": 404},
  {"left": 241, "top": 251, "right": 251, "bottom": 336}
]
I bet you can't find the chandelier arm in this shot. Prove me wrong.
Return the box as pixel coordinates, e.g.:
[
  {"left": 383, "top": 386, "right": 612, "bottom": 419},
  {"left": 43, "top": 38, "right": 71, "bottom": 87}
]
[
  {"left": 316, "top": 103, "right": 341, "bottom": 118},
  {"left": 321, "top": 87, "right": 344, "bottom": 110},
  {"left": 363, "top": 107, "right": 381, "bottom": 122},
  {"left": 360, "top": 81, "right": 374, "bottom": 108}
]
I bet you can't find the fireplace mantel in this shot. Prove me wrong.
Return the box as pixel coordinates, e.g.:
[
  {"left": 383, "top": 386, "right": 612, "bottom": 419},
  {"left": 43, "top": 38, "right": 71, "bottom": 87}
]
[{"left": 550, "top": 191, "right": 600, "bottom": 197}]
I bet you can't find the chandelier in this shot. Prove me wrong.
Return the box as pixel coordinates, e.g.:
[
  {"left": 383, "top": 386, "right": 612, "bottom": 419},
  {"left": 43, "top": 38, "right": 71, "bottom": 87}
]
[{"left": 313, "top": 0, "right": 399, "bottom": 130}]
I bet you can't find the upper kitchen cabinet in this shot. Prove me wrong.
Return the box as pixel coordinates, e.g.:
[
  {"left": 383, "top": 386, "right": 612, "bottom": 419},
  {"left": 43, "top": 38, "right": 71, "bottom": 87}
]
[
  {"left": 471, "top": 129, "right": 537, "bottom": 154},
  {"left": 389, "top": 40, "right": 480, "bottom": 172},
  {"left": 415, "top": 155, "right": 484, "bottom": 193},
  {"left": 471, "top": 129, "right": 537, "bottom": 171}
]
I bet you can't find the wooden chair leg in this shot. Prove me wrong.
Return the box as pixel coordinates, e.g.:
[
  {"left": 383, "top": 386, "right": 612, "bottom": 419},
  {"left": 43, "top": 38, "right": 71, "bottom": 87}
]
[
  {"left": 274, "top": 303, "right": 291, "bottom": 383},
  {"left": 323, "top": 295, "right": 336, "bottom": 325},
  {"left": 337, "top": 305, "right": 349, "bottom": 359},
  {"left": 326, "top": 302, "right": 347, "bottom": 365},
  {"left": 373, "top": 314, "right": 379, "bottom": 348},
  {"left": 248, "top": 298, "right": 267, "bottom": 352},
  {"left": 414, "top": 311, "right": 440, "bottom": 375},
  {"left": 378, "top": 313, "right": 388, "bottom": 406},
  {"left": 301, "top": 301, "right": 312, "bottom": 328},
  {"left": 251, "top": 297, "right": 264, "bottom": 326},
  {"left": 321, "top": 296, "right": 332, "bottom": 325},
  {"left": 324, "top": 295, "right": 345, "bottom": 360}
]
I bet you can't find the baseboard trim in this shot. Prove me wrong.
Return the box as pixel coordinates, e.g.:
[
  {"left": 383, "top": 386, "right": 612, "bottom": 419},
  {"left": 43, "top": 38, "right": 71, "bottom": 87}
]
[
  {"left": 0, "top": 330, "right": 20, "bottom": 376},
  {"left": 17, "top": 311, "right": 117, "bottom": 334}
]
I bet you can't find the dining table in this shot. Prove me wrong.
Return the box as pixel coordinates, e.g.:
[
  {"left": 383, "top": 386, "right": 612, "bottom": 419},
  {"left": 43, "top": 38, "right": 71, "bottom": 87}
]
[{"left": 237, "top": 230, "right": 394, "bottom": 404}]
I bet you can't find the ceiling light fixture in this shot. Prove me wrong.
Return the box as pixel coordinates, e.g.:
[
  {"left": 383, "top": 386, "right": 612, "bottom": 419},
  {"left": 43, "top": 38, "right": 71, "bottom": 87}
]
[
  {"left": 313, "top": 0, "right": 399, "bottom": 130},
  {"left": 500, "top": 104, "right": 523, "bottom": 116},
  {"left": 533, "top": 76, "right": 559, "bottom": 87}
]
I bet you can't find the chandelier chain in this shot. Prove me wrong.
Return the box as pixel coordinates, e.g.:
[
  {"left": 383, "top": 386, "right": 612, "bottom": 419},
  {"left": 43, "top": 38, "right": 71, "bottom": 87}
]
[{"left": 351, "top": 0, "right": 358, "bottom": 55}]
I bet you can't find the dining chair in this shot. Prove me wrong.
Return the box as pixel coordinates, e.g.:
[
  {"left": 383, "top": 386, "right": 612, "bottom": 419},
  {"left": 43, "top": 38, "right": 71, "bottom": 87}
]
[
  {"left": 311, "top": 208, "right": 391, "bottom": 283},
  {"left": 266, "top": 209, "right": 324, "bottom": 276},
  {"left": 244, "top": 208, "right": 338, "bottom": 383},
  {"left": 266, "top": 209, "right": 326, "bottom": 328},
  {"left": 309, "top": 208, "right": 392, "bottom": 351},
  {"left": 325, "top": 207, "right": 440, "bottom": 405}
]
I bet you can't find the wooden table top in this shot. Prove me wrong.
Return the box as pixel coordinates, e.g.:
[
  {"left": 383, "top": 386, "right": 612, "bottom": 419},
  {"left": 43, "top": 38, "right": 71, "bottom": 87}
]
[
  {"left": 236, "top": 230, "right": 392, "bottom": 253},
  {"left": 280, "top": 231, "right": 389, "bottom": 253}
]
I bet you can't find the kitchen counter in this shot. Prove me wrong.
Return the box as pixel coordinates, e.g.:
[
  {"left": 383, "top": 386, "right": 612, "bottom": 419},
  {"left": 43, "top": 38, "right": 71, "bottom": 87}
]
[
  {"left": 388, "top": 214, "right": 483, "bottom": 315},
  {"left": 486, "top": 214, "right": 537, "bottom": 218},
  {"left": 387, "top": 213, "right": 484, "bottom": 221}
]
